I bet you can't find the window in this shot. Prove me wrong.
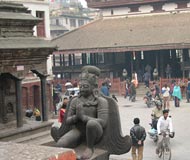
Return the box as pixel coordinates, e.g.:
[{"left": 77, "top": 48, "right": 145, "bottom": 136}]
[
  {"left": 56, "top": 19, "right": 59, "bottom": 25},
  {"left": 36, "top": 11, "right": 45, "bottom": 37},
  {"left": 64, "top": 55, "right": 69, "bottom": 66},
  {"left": 66, "top": 18, "right": 68, "bottom": 24},
  {"left": 74, "top": 53, "right": 82, "bottom": 65},
  {"left": 78, "top": 20, "right": 84, "bottom": 26},
  {"left": 86, "top": 53, "right": 91, "bottom": 64},
  {"left": 97, "top": 53, "right": 104, "bottom": 64},
  {"left": 70, "top": 19, "right": 76, "bottom": 27},
  {"left": 54, "top": 54, "right": 61, "bottom": 66},
  {"left": 176, "top": 49, "right": 183, "bottom": 62}
]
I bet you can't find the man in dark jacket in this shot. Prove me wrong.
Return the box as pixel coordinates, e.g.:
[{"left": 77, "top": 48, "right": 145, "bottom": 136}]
[{"left": 130, "top": 118, "right": 146, "bottom": 160}]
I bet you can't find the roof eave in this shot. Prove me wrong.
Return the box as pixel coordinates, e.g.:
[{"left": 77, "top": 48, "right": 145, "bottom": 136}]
[{"left": 53, "top": 43, "right": 190, "bottom": 54}]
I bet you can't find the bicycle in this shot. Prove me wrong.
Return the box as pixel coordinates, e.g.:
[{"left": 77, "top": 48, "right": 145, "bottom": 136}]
[{"left": 158, "top": 132, "right": 172, "bottom": 160}]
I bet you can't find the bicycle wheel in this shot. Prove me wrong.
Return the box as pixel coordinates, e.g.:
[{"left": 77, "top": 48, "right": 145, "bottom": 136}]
[{"left": 163, "top": 148, "right": 171, "bottom": 160}]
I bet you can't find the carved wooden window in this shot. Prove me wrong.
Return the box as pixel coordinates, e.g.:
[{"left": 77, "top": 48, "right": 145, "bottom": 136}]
[
  {"left": 36, "top": 11, "right": 46, "bottom": 37},
  {"left": 7, "top": 103, "right": 14, "bottom": 114}
]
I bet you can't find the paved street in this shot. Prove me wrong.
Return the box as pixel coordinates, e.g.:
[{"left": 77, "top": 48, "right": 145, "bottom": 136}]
[{"left": 109, "top": 96, "right": 190, "bottom": 160}]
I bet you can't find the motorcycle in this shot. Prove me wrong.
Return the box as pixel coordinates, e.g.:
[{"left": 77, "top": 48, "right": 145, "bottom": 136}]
[{"left": 143, "top": 91, "right": 156, "bottom": 108}]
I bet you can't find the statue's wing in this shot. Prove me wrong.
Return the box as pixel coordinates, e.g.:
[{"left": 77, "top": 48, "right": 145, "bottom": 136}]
[
  {"left": 101, "top": 96, "right": 131, "bottom": 155},
  {"left": 51, "top": 97, "right": 76, "bottom": 142}
]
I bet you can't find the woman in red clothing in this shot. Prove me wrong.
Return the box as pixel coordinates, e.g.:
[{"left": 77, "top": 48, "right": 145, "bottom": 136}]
[{"left": 58, "top": 97, "right": 68, "bottom": 123}]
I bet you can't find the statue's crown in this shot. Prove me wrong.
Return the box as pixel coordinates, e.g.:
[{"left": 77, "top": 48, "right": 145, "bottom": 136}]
[{"left": 80, "top": 66, "right": 100, "bottom": 87}]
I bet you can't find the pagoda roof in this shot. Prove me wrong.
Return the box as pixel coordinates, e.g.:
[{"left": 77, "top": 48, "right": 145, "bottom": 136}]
[
  {"left": 52, "top": 12, "right": 190, "bottom": 54},
  {"left": 0, "top": 11, "right": 41, "bottom": 21},
  {"left": 0, "top": 37, "right": 55, "bottom": 50}
]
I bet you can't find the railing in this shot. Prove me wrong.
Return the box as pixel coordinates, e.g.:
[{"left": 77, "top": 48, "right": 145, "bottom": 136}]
[
  {"left": 54, "top": 78, "right": 124, "bottom": 95},
  {"left": 53, "top": 77, "right": 189, "bottom": 98}
]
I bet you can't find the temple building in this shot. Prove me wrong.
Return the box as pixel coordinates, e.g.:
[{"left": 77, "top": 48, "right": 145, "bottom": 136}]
[
  {"left": 52, "top": 0, "right": 190, "bottom": 79},
  {"left": 0, "top": 2, "right": 55, "bottom": 127}
]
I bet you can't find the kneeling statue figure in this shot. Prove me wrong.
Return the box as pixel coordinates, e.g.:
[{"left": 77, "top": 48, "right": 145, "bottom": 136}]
[{"left": 51, "top": 65, "right": 131, "bottom": 159}]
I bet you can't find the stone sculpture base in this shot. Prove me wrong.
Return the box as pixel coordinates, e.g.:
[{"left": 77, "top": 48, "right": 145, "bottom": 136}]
[
  {"left": 0, "top": 142, "right": 76, "bottom": 160},
  {"left": 74, "top": 144, "right": 109, "bottom": 160}
]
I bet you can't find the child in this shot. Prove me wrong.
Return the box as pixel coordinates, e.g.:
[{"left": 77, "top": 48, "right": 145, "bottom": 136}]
[
  {"left": 34, "top": 108, "right": 41, "bottom": 121},
  {"left": 58, "top": 97, "right": 68, "bottom": 123}
]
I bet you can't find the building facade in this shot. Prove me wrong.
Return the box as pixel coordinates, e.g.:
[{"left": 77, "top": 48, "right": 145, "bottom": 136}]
[
  {"left": 0, "top": 2, "right": 55, "bottom": 127},
  {"left": 51, "top": 13, "right": 92, "bottom": 31},
  {"left": 52, "top": 0, "right": 190, "bottom": 80},
  {"left": 6, "top": 0, "right": 53, "bottom": 75}
]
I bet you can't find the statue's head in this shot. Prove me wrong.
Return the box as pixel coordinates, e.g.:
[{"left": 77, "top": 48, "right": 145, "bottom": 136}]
[{"left": 79, "top": 66, "right": 100, "bottom": 97}]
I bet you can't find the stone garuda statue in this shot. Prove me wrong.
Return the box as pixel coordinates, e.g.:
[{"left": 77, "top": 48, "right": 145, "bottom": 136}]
[{"left": 51, "top": 65, "right": 131, "bottom": 160}]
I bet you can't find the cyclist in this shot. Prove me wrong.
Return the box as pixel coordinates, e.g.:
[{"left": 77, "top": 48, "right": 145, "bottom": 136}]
[{"left": 156, "top": 109, "right": 173, "bottom": 154}]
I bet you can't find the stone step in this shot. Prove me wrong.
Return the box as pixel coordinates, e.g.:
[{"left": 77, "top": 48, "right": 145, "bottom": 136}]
[
  {"left": 0, "top": 120, "right": 53, "bottom": 142},
  {"left": 11, "top": 130, "right": 50, "bottom": 144},
  {"left": 27, "top": 134, "right": 54, "bottom": 146}
]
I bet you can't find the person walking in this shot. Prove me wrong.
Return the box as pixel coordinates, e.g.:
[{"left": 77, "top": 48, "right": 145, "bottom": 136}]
[
  {"left": 100, "top": 82, "right": 110, "bottom": 96},
  {"left": 172, "top": 82, "right": 182, "bottom": 107},
  {"left": 129, "top": 80, "right": 136, "bottom": 102},
  {"left": 130, "top": 118, "right": 146, "bottom": 160},
  {"left": 186, "top": 78, "right": 190, "bottom": 103},
  {"left": 161, "top": 84, "right": 170, "bottom": 110},
  {"left": 124, "top": 79, "right": 130, "bottom": 98}
]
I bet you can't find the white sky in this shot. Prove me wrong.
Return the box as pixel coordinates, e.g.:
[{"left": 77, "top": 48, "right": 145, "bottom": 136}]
[{"left": 78, "top": 0, "right": 87, "bottom": 8}]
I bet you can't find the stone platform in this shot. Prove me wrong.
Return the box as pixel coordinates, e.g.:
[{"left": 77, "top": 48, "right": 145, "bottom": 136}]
[{"left": 0, "top": 142, "right": 76, "bottom": 160}]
